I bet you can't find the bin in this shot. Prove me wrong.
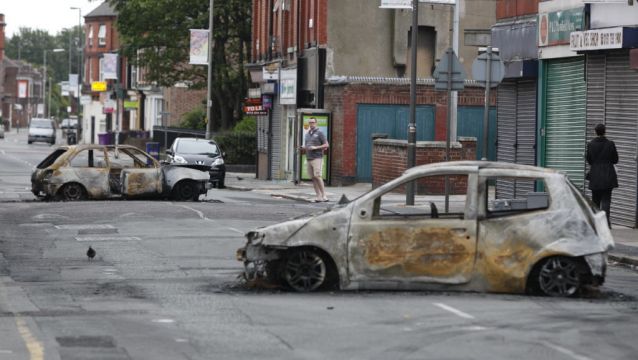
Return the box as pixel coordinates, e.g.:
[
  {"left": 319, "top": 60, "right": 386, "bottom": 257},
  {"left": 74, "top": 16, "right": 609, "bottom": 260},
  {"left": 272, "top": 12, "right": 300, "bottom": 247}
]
[
  {"left": 146, "top": 142, "right": 160, "bottom": 161},
  {"left": 66, "top": 131, "right": 77, "bottom": 145},
  {"left": 98, "top": 133, "right": 110, "bottom": 145}
]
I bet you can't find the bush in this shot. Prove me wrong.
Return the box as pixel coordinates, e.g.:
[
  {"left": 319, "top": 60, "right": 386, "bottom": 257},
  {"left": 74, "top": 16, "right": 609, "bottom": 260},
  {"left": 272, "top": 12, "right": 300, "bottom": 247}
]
[
  {"left": 214, "top": 131, "right": 256, "bottom": 165},
  {"left": 179, "top": 107, "right": 206, "bottom": 130},
  {"left": 233, "top": 116, "right": 256, "bottom": 133}
]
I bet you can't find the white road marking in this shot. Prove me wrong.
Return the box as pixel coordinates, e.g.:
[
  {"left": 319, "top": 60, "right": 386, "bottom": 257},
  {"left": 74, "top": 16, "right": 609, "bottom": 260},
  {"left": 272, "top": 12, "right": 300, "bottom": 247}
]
[
  {"left": 541, "top": 341, "right": 593, "bottom": 360},
  {"left": 175, "top": 338, "right": 189, "bottom": 343},
  {"left": 75, "top": 236, "right": 140, "bottom": 242},
  {"left": 227, "top": 227, "right": 244, "bottom": 234},
  {"left": 0, "top": 350, "right": 13, "bottom": 354},
  {"left": 56, "top": 224, "right": 115, "bottom": 230},
  {"left": 152, "top": 319, "right": 175, "bottom": 324},
  {"left": 433, "top": 303, "right": 475, "bottom": 320},
  {"left": 178, "top": 205, "right": 212, "bottom": 221}
]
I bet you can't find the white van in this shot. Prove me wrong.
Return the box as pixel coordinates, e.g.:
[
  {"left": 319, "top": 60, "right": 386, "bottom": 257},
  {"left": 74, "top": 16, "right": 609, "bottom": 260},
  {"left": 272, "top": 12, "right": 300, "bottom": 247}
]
[{"left": 28, "top": 118, "right": 56, "bottom": 145}]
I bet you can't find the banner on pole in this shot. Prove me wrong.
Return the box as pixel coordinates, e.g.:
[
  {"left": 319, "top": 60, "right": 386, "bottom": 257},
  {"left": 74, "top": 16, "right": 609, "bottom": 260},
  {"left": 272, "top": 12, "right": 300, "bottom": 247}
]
[
  {"left": 190, "top": 29, "right": 209, "bottom": 65},
  {"left": 102, "top": 53, "right": 118, "bottom": 80}
]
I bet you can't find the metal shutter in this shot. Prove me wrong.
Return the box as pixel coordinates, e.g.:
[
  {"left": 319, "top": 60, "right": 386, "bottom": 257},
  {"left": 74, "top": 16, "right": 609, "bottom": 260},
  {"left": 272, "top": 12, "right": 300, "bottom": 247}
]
[
  {"left": 514, "top": 79, "right": 538, "bottom": 196},
  {"left": 585, "top": 53, "right": 606, "bottom": 197},
  {"left": 545, "top": 57, "right": 587, "bottom": 188},
  {"left": 270, "top": 102, "right": 283, "bottom": 180},
  {"left": 604, "top": 51, "right": 638, "bottom": 228},
  {"left": 496, "top": 81, "right": 517, "bottom": 199}
]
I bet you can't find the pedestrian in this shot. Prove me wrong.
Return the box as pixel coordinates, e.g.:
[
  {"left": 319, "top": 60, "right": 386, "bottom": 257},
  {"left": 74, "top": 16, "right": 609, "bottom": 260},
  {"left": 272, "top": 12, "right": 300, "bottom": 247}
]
[
  {"left": 301, "top": 117, "right": 329, "bottom": 202},
  {"left": 586, "top": 123, "right": 618, "bottom": 228}
]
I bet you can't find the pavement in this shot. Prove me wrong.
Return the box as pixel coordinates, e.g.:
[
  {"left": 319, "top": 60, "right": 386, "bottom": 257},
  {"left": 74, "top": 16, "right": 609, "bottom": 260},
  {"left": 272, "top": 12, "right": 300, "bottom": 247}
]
[{"left": 223, "top": 172, "right": 638, "bottom": 268}]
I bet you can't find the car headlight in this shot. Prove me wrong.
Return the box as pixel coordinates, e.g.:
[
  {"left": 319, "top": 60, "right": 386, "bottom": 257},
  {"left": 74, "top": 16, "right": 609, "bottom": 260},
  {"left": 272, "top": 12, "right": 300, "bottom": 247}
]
[
  {"left": 173, "top": 155, "right": 188, "bottom": 164},
  {"left": 246, "top": 230, "right": 265, "bottom": 245},
  {"left": 211, "top": 158, "right": 224, "bottom": 167}
]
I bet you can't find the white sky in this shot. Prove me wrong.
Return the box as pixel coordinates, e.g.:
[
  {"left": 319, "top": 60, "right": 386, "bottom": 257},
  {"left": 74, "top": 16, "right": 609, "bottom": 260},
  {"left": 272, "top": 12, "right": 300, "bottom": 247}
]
[{"left": 2, "top": 0, "right": 101, "bottom": 38}]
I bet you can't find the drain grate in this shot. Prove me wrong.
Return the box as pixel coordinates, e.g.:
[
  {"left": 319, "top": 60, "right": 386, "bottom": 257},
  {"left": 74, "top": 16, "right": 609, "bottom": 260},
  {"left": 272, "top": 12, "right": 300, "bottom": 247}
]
[{"left": 56, "top": 336, "right": 116, "bottom": 348}]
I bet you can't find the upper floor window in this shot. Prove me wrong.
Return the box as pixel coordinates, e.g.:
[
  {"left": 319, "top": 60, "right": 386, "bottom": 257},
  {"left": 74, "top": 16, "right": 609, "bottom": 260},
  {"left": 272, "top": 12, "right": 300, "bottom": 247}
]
[
  {"left": 98, "top": 25, "right": 107, "bottom": 47},
  {"left": 88, "top": 26, "right": 94, "bottom": 47}
]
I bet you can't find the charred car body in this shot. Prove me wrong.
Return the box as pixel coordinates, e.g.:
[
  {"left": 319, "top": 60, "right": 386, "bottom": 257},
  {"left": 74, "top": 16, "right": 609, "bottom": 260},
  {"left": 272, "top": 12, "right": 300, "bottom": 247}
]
[
  {"left": 166, "top": 137, "right": 226, "bottom": 188},
  {"left": 32, "top": 144, "right": 210, "bottom": 201},
  {"left": 238, "top": 161, "right": 614, "bottom": 297}
]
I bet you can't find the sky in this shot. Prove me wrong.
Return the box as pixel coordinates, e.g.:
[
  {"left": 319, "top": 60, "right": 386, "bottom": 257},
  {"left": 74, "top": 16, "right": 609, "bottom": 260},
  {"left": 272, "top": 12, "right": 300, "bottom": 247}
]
[{"left": 2, "top": 0, "right": 101, "bottom": 38}]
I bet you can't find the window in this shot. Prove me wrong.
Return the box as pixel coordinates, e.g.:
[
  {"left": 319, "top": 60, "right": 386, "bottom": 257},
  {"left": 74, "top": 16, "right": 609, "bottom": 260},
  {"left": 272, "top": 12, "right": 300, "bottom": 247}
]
[
  {"left": 487, "top": 177, "right": 549, "bottom": 217},
  {"left": 88, "top": 26, "right": 94, "bottom": 47},
  {"left": 98, "top": 24, "right": 106, "bottom": 46},
  {"left": 372, "top": 174, "right": 469, "bottom": 220},
  {"left": 70, "top": 149, "right": 107, "bottom": 168},
  {"left": 99, "top": 57, "right": 104, "bottom": 82}
]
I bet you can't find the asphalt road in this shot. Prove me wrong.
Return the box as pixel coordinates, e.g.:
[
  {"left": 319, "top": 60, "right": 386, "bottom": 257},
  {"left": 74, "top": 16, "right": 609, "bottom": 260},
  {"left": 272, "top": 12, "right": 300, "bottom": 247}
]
[{"left": 1, "top": 131, "right": 638, "bottom": 360}]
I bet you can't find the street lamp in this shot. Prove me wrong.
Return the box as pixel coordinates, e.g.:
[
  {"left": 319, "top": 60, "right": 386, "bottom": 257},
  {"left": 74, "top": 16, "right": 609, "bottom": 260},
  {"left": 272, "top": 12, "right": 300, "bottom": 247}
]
[
  {"left": 70, "top": 7, "right": 83, "bottom": 123},
  {"left": 43, "top": 48, "right": 65, "bottom": 118}
]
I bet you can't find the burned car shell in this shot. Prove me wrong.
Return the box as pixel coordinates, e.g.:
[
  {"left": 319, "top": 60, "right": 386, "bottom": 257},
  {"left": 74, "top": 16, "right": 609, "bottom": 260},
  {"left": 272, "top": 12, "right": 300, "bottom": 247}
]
[
  {"left": 31, "top": 144, "right": 210, "bottom": 201},
  {"left": 239, "top": 161, "right": 614, "bottom": 296}
]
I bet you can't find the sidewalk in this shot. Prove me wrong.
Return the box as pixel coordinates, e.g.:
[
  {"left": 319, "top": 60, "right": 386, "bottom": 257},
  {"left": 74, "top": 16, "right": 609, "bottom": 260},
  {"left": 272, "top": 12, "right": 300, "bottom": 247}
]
[{"left": 224, "top": 172, "right": 638, "bottom": 268}]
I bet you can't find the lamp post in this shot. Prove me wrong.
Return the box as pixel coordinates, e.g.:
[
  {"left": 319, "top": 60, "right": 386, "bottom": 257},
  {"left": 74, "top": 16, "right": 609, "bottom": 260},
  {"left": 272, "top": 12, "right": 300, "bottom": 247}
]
[
  {"left": 43, "top": 48, "right": 65, "bottom": 118},
  {"left": 205, "top": 0, "right": 215, "bottom": 139},
  {"left": 70, "top": 7, "right": 83, "bottom": 124}
]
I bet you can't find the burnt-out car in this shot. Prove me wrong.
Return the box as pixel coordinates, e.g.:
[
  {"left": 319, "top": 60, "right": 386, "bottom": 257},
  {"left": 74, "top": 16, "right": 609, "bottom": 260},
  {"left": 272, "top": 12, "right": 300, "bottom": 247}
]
[
  {"left": 166, "top": 137, "right": 226, "bottom": 188},
  {"left": 32, "top": 144, "right": 210, "bottom": 201},
  {"left": 237, "top": 161, "right": 614, "bottom": 297}
]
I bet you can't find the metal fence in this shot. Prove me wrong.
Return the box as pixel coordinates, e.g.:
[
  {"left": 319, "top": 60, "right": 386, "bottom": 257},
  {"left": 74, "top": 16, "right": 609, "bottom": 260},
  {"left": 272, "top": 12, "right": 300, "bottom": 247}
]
[{"left": 152, "top": 126, "right": 211, "bottom": 150}]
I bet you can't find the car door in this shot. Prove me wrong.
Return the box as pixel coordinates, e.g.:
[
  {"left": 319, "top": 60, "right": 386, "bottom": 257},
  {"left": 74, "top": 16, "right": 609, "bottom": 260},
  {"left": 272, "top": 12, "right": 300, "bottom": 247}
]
[
  {"left": 347, "top": 167, "right": 479, "bottom": 285},
  {"left": 64, "top": 148, "right": 110, "bottom": 199},
  {"left": 108, "top": 148, "right": 161, "bottom": 197}
]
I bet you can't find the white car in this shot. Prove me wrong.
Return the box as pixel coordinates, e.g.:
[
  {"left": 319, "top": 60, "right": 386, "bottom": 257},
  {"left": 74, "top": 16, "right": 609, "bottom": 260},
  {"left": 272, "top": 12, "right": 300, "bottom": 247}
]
[{"left": 28, "top": 118, "right": 56, "bottom": 145}]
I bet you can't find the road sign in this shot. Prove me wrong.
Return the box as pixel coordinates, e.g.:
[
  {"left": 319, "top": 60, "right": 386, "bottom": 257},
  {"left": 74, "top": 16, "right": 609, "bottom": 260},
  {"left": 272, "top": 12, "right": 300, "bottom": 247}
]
[
  {"left": 433, "top": 48, "right": 466, "bottom": 91},
  {"left": 472, "top": 51, "right": 505, "bottom": 88}
]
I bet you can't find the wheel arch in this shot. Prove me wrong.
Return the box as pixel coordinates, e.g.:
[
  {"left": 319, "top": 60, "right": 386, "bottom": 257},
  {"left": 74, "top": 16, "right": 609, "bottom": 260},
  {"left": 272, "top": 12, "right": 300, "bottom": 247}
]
[
  {"left": 55, "top": 181, "right": 88, "bottom": 200},
  {"left": 283, "top": 245, "right": 341, "bottom": 291},
  {"left": 525, "top": 254, "right": 593, "bottom": 295}
]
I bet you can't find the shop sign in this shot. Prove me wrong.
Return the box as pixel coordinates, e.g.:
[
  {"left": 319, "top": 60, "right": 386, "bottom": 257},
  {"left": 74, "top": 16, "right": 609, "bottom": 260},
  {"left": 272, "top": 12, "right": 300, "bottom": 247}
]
[
  {"left": 263, "top": 63, "right": 280, "bottom": 81},
  {"left": 80, "top": 95, "right": 92, "bottom": 105},
  {"left": 538, "top": 8, "right": 584, "bottom": 47},
  {"left": 280, "top": 69, "right": 297, "bottom": 105},
  {"left": 243, "top": 104, "right": 268, "bottom": 116},
  {"left": 91, "top": 81, "right": 108, "bottom": 92},
  {"left": 570, "top": 27, "right": 623, "bottom": 51},
  {"left": 262, "top": 95, "right": 273, "bottom": 110},
  {"left": 103, "top": 100, "right": 115, "bottom": 114},
  {"left": 248, "top": 88, "right": 262, "bottom": 99},
  {"left": 124, "top": 100, "right": 139, "bottom": 110},
  {"left": 379, "top": 0, "right": 455, "bottom": 8}
]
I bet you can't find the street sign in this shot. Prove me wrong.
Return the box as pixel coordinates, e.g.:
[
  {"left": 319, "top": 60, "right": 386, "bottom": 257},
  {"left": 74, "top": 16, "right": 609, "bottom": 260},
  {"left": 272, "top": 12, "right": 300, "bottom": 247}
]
[
  {"left": 472, "top": 51, "right": 505, "bottom": 87},
  {"left": 433, "top": 48, "right": 466, "bottom": 91}
]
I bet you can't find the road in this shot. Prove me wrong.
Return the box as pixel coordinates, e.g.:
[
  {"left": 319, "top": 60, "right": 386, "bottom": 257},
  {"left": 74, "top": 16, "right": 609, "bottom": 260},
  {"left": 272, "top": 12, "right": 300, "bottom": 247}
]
[{"left": 1, "top": 131, "right": 638, "bottom": 360}]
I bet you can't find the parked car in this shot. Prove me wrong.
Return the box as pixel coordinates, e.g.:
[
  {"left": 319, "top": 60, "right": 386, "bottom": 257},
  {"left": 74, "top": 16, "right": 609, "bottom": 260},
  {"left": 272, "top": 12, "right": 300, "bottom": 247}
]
[
  {"left": 0, "top": 124, "right": 4, "bottom": 139},
  {"left": 31, "top": 144, "right": 211, "bottom": 201},
  {"left": 60, "top": 118, "right": 79, "bottom": 130},
  {"left": 28, "top": 118, "right": 56, "bottom": 145},
  {"left": 166, "top": 137, "right": 226, "bottom": 188},
  {"left": 237, "top": 161, "right": 614, "bottom": 297}
]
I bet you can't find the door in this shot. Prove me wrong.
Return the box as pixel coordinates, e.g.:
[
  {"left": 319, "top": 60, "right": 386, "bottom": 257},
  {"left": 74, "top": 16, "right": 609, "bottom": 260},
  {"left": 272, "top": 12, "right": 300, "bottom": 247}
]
[
  {"left": 65, "top": 148, "right": 110, "bottom": 199},
  {"left": 107, "top": 148, "right": 161, "bottom": 197},
  {"left": 347, "top": 169, "right": 478, "bottom": 284},
  {"left": 356, "top": 104, "right": 435, "bottom": 181}
]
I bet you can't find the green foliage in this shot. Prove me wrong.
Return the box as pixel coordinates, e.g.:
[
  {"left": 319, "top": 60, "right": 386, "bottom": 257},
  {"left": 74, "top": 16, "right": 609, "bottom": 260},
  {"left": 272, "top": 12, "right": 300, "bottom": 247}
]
[
  {"left": 214, "top": 132, "right": 256, "bottom": 165},
  {"left": 109, "top": 0, "right": 251, "bottom": 130},
  {"left": 232, "top": 117, "right": 256, "bottom": 133},
  {"left": 179, "top": 107, "right": 206, "bottom": 130}
]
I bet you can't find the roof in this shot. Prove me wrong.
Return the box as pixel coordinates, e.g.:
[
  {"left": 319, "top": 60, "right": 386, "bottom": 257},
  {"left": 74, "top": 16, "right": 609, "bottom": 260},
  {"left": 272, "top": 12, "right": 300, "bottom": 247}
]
[{"left": 85, "top": 1, "right": 117, "bottom": 18}]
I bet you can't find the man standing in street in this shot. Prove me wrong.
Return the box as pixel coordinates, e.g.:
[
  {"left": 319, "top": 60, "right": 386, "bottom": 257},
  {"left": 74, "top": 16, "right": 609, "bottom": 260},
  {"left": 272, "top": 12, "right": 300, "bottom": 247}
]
[
  {"left": 302, "top": 117, "right": 329, "bottom": 202},
  {"left": 586, "top": 123, "right": 619, "bottom": 228}
]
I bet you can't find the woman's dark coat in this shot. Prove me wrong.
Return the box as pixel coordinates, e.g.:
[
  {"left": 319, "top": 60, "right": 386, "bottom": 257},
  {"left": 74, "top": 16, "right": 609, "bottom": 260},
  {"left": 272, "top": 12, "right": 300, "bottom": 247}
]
[{"left": 586, "top": 136, "right": 619, "bottom": 190}]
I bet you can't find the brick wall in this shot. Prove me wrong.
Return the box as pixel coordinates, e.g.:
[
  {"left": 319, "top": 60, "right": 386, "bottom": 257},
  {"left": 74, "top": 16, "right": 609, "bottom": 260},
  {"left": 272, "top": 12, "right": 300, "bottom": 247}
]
[
  {"left": 163, "top": 87, "right": 207, "bottom": 127},
  {"left": 496, "top": 0, "right": 539, "bottom": 20},
  {"left": 371, "top": 138, "right": 476, "bottom": 194},
  {"left": 324, "top": 82, "right": 493, "bottom": 186}
]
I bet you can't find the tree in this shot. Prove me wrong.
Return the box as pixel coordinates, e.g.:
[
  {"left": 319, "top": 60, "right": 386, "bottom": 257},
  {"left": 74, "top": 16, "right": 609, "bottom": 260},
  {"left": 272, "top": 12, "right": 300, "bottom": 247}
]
[{"left": 109, "top": 0, "right": 251, "bottom": 130}]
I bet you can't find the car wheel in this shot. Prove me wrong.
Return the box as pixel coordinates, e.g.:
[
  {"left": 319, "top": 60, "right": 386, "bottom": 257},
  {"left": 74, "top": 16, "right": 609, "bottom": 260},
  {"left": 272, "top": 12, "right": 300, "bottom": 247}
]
[
  {"left": 59, "top": 183, "right": 87, "bottom": 201},
  {"left": 172, "top": 180, "right": 198, "bottom": 201},
  {"left": 28, "top": 140, "right": 33, "bottom": 144},
  {"left": 283, "top": 248, "right": 328, "bottom": 292},
  {"left": 532, "top": 256, "right": 586, "bottom": 297}
]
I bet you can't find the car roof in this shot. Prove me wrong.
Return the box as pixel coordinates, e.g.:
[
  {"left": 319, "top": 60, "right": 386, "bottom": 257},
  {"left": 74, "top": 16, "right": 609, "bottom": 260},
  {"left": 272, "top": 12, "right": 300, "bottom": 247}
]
[
  {"left": 175, "top": 137, "right": 215, "bottom": 143},
  {"left": 405, "top": 160, "right": 562, "bottom": 176}
]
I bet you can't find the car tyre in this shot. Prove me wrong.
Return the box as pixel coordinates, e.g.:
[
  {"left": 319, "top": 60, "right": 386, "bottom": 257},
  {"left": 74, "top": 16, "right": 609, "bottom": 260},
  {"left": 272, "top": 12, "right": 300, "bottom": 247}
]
[
  {"left": 172, "top": 180, "right": 199, "bottom": 201},
  {"left": 530, "top": 256, "right": 587, "bottom": 297},
  {"left": 59, "top": 183, "right": 87, "bottom": 201},
  {"left": 283, "top": 248, "right": 329, "bottom": 292}
]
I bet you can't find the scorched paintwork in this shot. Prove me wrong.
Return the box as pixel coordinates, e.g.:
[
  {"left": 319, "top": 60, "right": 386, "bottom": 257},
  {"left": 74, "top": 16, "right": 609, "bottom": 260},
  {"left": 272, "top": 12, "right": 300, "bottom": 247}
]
[
  {"left": 238, "top": 161, "right": 614, "bottom": 296},
  {"left": 32, "top": 144, "right": 210, "bottom": 201}
]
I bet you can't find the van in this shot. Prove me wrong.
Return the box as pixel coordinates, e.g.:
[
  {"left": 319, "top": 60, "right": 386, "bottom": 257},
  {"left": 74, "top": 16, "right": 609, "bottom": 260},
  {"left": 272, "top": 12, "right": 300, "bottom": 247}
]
[{"left": 28, "top": 118, "right": 56, "bottom": 145}]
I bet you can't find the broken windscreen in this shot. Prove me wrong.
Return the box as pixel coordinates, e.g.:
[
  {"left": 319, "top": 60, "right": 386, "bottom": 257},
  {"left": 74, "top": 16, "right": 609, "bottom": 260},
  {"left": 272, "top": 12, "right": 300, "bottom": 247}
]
[{"left": 36, "top": 149, "right": 67, "bottom": 169}]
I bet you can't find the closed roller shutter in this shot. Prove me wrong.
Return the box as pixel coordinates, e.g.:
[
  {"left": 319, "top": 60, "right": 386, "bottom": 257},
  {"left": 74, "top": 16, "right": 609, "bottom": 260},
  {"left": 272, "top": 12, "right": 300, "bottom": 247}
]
[
  {"left": 545, "top": 57, "right": 587, "bottom": 188},
  {"left": 496, "top": 81, "right": 517, "bottom": 199},
  {"left": 604, "top": 51, "right": 638, "bottom": 228},
  {"left": 270, "top": 102, "right": 283, "bottom": 180},
  {"left": 515, "top": 79, "right": 537, "bottom": 196}
]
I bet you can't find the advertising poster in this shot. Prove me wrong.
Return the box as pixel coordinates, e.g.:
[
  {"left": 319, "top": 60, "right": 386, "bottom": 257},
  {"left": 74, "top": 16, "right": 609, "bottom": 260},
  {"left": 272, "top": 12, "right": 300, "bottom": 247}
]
[
  {"left": 102, "top": 53, "right": 118, "bottom": 80},
  {"left": 189, "top": 29, "right": 209, "bottom": 65},
  {"left": 300, "top": 112, "right": 330, "bottom": 181},
  {"left": 18, "top": 80, "right": 28, "bottom": 98}
]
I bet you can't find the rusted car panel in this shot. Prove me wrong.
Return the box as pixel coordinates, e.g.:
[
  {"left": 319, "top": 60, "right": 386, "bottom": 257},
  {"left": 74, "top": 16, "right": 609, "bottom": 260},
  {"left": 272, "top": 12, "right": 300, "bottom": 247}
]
[
  {"left": 238, "top": 161, "right": 614, "bottom": 296},
  {"left": 32, "top": 145, "right": 210, "bottom": 201}
]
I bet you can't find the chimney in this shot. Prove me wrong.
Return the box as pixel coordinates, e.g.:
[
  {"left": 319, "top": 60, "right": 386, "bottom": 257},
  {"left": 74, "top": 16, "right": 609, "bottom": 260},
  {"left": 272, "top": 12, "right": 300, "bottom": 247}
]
[{"left": 0, "top": 14, "right": 5, "bottom": 61}]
